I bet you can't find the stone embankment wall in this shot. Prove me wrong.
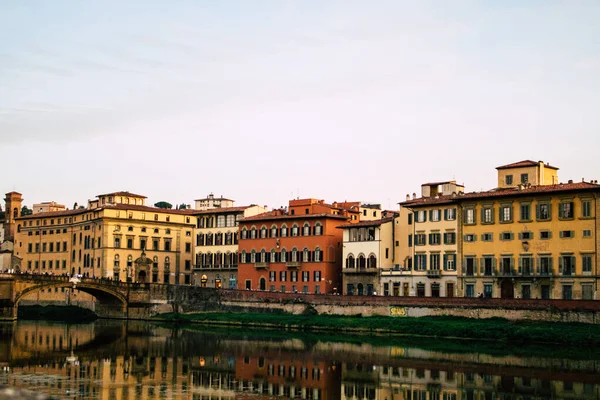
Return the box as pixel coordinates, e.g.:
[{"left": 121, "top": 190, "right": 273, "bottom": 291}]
[{"left": 189, "top": 289, "right": 600, "bottom": 324}]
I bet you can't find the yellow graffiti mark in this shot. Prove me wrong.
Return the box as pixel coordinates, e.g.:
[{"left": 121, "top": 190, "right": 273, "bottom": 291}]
[
  {"left": 390, "top": 306, "right": 406, "bottom": 317},
  {"left": 390, "top": 347, "right": 406, "bottom": 357}
]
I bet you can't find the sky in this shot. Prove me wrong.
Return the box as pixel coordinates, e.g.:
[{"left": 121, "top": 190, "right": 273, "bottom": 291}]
[{"left": 1, "top": 0, "right": 599, "bottom": 211}]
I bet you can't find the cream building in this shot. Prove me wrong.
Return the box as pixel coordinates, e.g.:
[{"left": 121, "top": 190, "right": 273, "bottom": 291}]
[
  {"left": 32, "top": 201, "right": 66, "bottom": 214},
  {"left": 340, "top": 215, "right": 395, "bottom": 296},
  {"left": 496, "top": 160, "right": 559, "bottom": 188},
  {"left": 391, "top": 181, "right": 463, "bottom": 297},
  {"left": 14, "top": 191, "right": 195, "bottom": 285},
  {"left": 194, "top": 193, "right": 235, "bottom": 210},
  {"left": 192, "top": 202, "right": 268, "bottom": 289}
]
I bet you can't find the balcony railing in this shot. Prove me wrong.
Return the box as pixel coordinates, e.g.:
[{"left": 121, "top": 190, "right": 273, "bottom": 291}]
[
  {"left": 285, "top": 261, "right": 301, "bottom": 269},
  {"left": 194, "top": 264, "right": 238, "bottom": 271},
  {"left": 344, "top": 267, "right": 378, "bottom": 275},
  {"left": 254, "top": 262, "right": 269, "bottom": 269},
  {"left": 426, "top": 270, "right": 441, "bottom": 278}
]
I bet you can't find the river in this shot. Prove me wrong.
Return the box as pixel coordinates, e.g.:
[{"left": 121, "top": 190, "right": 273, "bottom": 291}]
[{"left": 0, "top": 320, "right": 599, "bottom": 399}]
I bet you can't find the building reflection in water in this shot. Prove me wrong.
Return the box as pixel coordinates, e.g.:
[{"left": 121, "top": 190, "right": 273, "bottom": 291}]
[{"left": 0, "top": 321, "right": 599, "bottom": 400}]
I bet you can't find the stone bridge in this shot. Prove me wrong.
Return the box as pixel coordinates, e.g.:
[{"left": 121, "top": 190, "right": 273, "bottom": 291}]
[{"left": 0, "top": 274, "right": 220, "bottom": 320}]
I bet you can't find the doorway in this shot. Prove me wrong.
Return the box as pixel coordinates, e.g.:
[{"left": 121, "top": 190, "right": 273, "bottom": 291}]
[
  {"left": 403, "top": 283, "right": 409, "bottom": 297},
  {"left": 357, "top": 283, "right": 364, "bottom": 296},
  {"left": 446, "top": 283, "right": 454, "bottom": 298},
  {"left": 522, "top": 285, "right": 531, "bottom": 299},
  {"left": 259, "top": 277, "right": 266, "bottom": 291},
  {"left": 501, "top": 280, "right": 514, "bottom": 299},
  {"left": 137, "top": 270, "right": 147, "bottom": 283}
]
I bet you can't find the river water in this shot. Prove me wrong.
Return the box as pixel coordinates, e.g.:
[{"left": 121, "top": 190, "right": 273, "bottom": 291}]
[{"left": 0, "top": 320, "right": 599, "bottom": 399}]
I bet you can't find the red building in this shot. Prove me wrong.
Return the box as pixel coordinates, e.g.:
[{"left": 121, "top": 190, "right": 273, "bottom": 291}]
[{"left": 237, "top": 199, "right": 360, "bottom": 294}]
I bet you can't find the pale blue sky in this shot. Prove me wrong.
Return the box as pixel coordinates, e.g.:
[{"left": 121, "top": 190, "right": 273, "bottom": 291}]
[{"left": 1, "top": 1, "right": 599, "bottom": 210}]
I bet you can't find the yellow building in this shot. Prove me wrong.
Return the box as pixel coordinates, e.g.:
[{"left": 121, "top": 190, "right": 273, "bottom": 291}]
[
  {"left": 14, "top": 191, "right": 195, "bottom": 285},
  {"left": 391, "top": 181, "right": 463, "bottom": 297},
  {"left": 191, "top": 203, "right": 268, "bottom": 289},
  {"left": 457, "top": 162, "right": 600, "bottom": 300},
  {"left": 496, "top": 160, "right": 559, "bottom": 188}
]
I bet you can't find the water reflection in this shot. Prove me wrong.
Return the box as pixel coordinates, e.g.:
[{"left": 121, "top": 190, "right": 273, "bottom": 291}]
[{"left": 0, "top": 320, "right": 598, "bottom": 399}]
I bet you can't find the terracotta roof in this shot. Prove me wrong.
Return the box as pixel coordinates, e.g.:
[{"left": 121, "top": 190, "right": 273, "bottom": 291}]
[
  {"left": 96, "top": 191, "right": 147, "bottom": 199},
  {"left": 194, "top": 196, "right": 234, "bottom": 202},
  {"left": 16, "top": 208, "right": 88, "bottom": 220},
  {"left": 184, "top": 206, "right": 251, "bottom": 215},
  {"left": 496, "top": 160, "right": 558, "bottom": 170},
  {"left": 337, "top": 217, "right": 394, "bottom": 229},
  {"left": 241, "top": 211, "right": 349, "bottom": 222},
  {"left": 401, "top": 182, "right": 600, "bottom": 207},
  {"left": 104, "top": 203, "right": 193, "bottom": 215}
]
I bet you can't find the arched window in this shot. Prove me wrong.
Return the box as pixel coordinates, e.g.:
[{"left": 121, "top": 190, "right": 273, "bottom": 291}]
[
  {"left": 215, "top": 252, "right": 223, "bottom": 266},
  {"left": 314, "top": 247, "right": 322, "bottom": 262},
  {"left": 207, "top": 253, "right": 213, "bottom": 266},
  {"left": 314, "top": 223, "right": 322, "bottom": 236},
  {"left": 260, "top": 249, "right": 266, "bottom": 263},
  {"left": 215, "top": 233, "right": 223, "bottom": 246},
  {"left": 225, "top": 232, "right": 233, "bottom": 245},
  {"left": 271, "top": 225, "right": 278, "bottom": 238},
  {"left": 281, "top": 225, "right": 288, "bottom": 237},
  {"left": 153, "top": 256, "right": 158, "bottom": 269},
  {"left": 346, "top": 254, "right": 355, "bottom": 268},
  {"left": 13, "top": 208, "right": 18, "bottom": 218},
  {"left": 302, "top": 248, "right": 310, "bottom": 262},
  {"left": 197, "top": 233, "right": 204, "bottom": 246},
  {"left": 260, "top": 226, "right": 267, "bottom": 239},
  {"left": 232, "top": 252, "right": 238, "bottom": 265},
  {"left": 17, "top": 224, "right": 21, "bottom": 233},
  {"left": 251, "top": 250, "right": 256, "bottom": 263},
  {"left": 358, "top": 254, "right": 366, "bottom": 269},
  {"left": 368, "top": 254, "right": 377, "bottom": 269},
  {"left": 241, "top": 250, "right": 247, "bottom": 263},
  {"left": 291, "top": 248, "right": 298, "bottom": 262},
  {"left": 280, "top": 248, "right": 287, "bottom": 263},
  {"left": 224, "top": 252, "right": 231, "bottom": 266},
  {"left": 291, "top": 224, "right": 299, "bottom": 237},
  {"left": 251, "top": 227, "right": 257, "bottom": 239},
  {"left": 165, "top": 256, "right": 170, "bottom": 270},
  {"left": 206, "top": 233, "right": 213, "bottom": 246},
  {"left": 302, "top": 223, "right": 310, "bottom": 236},
  {"left": 241, "top": 228, "right": 248, "bottom": 240},
  {"left": 271, "top": 249, "right": 277, "bottom": 263}
]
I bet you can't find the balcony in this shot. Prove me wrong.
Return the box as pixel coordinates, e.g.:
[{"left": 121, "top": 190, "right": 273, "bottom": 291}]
[
  {"left": 426, "top": 270, "right": 441, "bottom": 278},
  {"left": 194, "top": 264, "right": 238, "bottom": 271},
  {"left": 496, "top": 268, "right": 516, "bottom": 277},
  {"left": 254, "top": 262, "right": 269, "bottom": 269},
  {"left": 285, "top": 261, "right": 301, "bottom": 269},
  {"left": 344, "top": 267, "right": 378, "bottom": 275}
]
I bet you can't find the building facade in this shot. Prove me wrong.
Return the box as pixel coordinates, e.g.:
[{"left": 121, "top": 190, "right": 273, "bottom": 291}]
[
  {"left": 391, "top": 181, "right": 463, "bottom": 297},
  {"left": 237, "top": 199, "right": 360, "bottom": 294},
  {"left": 192, "top": 204, "right": 268, "bottom": 289},
  {"left": 14, "top": 191, "right": 195, "bottom": 285},
  {"left": 457, "top": 180, "right": 600, "bottom": 300},
  {"left": 340, "top": 216, "right": 395, "bottom": 296}
]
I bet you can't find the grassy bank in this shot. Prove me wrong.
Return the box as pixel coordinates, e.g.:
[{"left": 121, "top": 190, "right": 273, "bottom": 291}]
[
  {"left": 154, "top": 312, "right": 600, "bottom": 346},
  {"left": 18, "top": 305, "right": 98, "bottom": 323}
]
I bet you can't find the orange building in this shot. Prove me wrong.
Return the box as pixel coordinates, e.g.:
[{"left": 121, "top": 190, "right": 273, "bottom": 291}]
[{"left": 237, "top": 199, "right": 360, "bottom": 294}]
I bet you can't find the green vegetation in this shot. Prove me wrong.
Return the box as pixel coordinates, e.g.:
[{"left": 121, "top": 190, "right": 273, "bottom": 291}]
[
  {"left": 154, "top": 201, "right": 173, "bottom": 209},
  {"left": 21, "top": 205, "right": 32, "bottom": 216},
  {"left": 18, "top": 305, "right": 98, "bottom": 323},
  {"left": 154, "top": 312, "right": 600, "bottom": 346}
]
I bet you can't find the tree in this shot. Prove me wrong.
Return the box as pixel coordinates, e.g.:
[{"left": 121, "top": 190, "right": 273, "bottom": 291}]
[
  {"left": 21, "top": 206, "right": 32, "bottom": 216},
  {"left": 154, "top": 201, "right": 173, "bottom": 209},
  {"left": 178, "top": 203, "right": 189, "bottom": 210}
]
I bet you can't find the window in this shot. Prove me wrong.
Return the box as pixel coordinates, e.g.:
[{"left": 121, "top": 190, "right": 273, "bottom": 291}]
[
  {"left": 500, "top": 232, "right": 513, "bottom": 241},
  {"left": 415, "top": 234, "right": 426, "bottom": 246},
  {"left": 430, "top": 209, "right": 440, "bottom": 222},
  {"left": 500, "top": 205, "right": 512, "bottom": 222},
  {"left": 443, "top": 232, "right": 456, "bottom": 244},
  {"left": 519, "top": 231, "right": 533, "bottom": 240},
  {"left": 505, "top": 175, "right": 513, "bottom": 185},
  {"left": 519, "top": 257, "right": 533, "bottom": 276},
  {"left": 537, "top": 203, "right": 551, "bottom": 220},
  {"left": 445, "top": 208, "right": 456, "bottom": 221},
  {"left": 271, "top": 226, "right": 278, "bottom": 238},
  {"left": 291, "top": 225, "right": 299, "bottom": 236},
  {"left": 414, "top": 254, "right": 427, "bottom": 271},
  {"left": 539, "top": 257, "right": 552, "bottom": 275},
  {"left": 314, "top": 248, "right": 322, "bottom": 262},
  {"left": 250, "top": 227, "right": 257, "bottom": 239},
  {"left": 559, "top": 255, "right": 575, "bottom": 276},
  {"left": 481, "top": 233, "right": 493, "bottom": 241},
  {"left": 269, "top": 271, "right": 276, "bottom": 282},
  {"left": 582, "top": 255, "right": 592, "bottom": 273},
  {"left": 482, "top": 207, "right": 494, "bottom": 223},
  {"left": 302, "top": 271, "right": 309, "bottom": 282},
  {"left": 464, "top": 234, "right": 476, "bottom": 242},
  {"left": 408, "top": 213, "right": 413, "bottom": 225},
  {"left": 416, "top": 210, "right": 426, "bottom": 223},
  {"left": 429, "top": 233, "right": 441, "bottom": 245},
  {"left": 314, "top": 223, "right": 322, "bottom": 235},
  {"left": 217, "top": 215, "right": 225, "bottom": 228},
  {"left": 260, "top": 226, "right": 267, "bottom": 238},
  {"left": 583, "top": 229, "right": 592, "bottom": 237},
  {"left": 281, "top": 225, "right": 288, "bottom": 237},
  {"left": 540, "top": 230, "right": 551, "bottom": 239},
  {"left": 127, "top": 238, "right": 133, "bottom": 249},
  {"left": 520, "top": 173, "right": 528, "bottom": 184},
  {"left": 444, "top": 254, "right": 456, "bottom": 270},
  {"left": 430, "top": 254, "right": 440, "bottom": 270},
  {"left": 280, "top": 271, "right": 287, "bottom": 281},
  {"left": 560, "top": 230, "right": 574, "bottom": 238},
  {"left": 520, "top": 203, "right": 531, "bottom": 221},
  {"left": 464, "top": 208, "right": 475, "bottom": 224},
  {"left": 582, "top": 200, "right": 592, "bottom": 217},
  {"left": 302, "top": 223, "right": 310, "bottom": 236},
  {"left": 559, "top": 202, "right": 574, "bottom": 219}
]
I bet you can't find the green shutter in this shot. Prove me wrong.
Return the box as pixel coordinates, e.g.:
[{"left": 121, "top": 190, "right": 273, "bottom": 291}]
[
  {"left": 443, "top": 254, "right": 448, "bottom": 270},
  {"left": 492, "top": 257, "right": 497, "bottom": 274},
  {"left": 444, "top": 209, "right": 448, "bottom": 220},
  {"left": 423, "top": 211, "right": 427, "bottom": 222},
  {"left": 479, "top": 258, "right": 484, "bottom": 274},
  {"left": 571, "top": 256, "right": 576, "bottom": 274},
  {"left": 558, "top": 257, "right": 563, "bottom": 274},
  {"left": 423, "top": 256, "right": 427, "bottom": 270},
  {"left": 518, "top": 257, "right": 522, "bottom": 274},
  {"left": 510, "top": 257, "right": 514, "bottom": 274}
]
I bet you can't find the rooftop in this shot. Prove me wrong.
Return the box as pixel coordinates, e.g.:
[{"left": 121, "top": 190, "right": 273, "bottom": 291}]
[
  {"left": 241, "top": 211, "right": 349, "bottom": 222},
  {"left": 338, "top": 217, "right": 394, "bottom": 229},
  {"left": 496, "top": 160, "right": 558, "bottom": 170},
  {"left": 96, "top": 191, "right": 147, "bottom": 199},
  {"left": 184, "top": 206, "right": 251, "bottom": 215},
  {"left": 421, "top": 180, "right": 463, "bottom": 186}
]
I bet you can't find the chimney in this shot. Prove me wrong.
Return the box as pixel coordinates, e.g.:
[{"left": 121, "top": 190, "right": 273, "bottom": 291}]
[
  {"left": 412, "top": 193, "right": 416, "bottom": 200},
  {"left": 405, "top": 194, "right": 410, "bottom": 201},
  {"left": 568, "top": 179, "right": 573, "bottom": 184}
]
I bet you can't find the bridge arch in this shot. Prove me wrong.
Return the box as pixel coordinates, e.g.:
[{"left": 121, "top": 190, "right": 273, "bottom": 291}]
[{"left": 15, "top": 281, "right": 127, "bottom": 319}]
